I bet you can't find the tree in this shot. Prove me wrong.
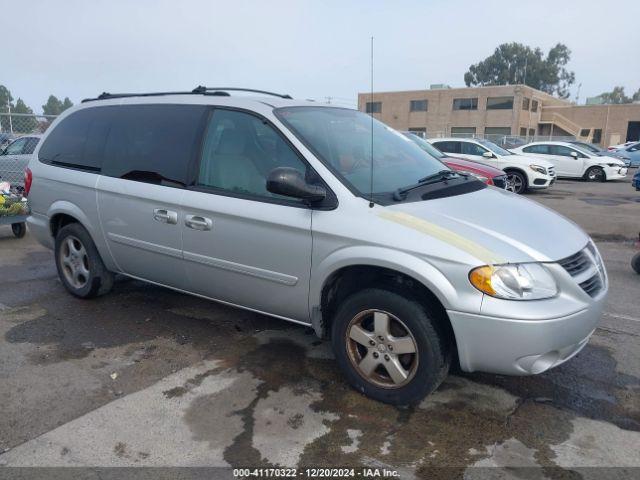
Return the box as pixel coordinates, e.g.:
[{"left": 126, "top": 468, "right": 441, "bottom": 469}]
[
  {"left": 12, "top": 98, "right": 38, "bottom": 133},
  {"left": 464, "top": 42, "right": 576, "bottom": 98},
  {"left": 0, "top": 85, "right": 14, "bottom": 132},
  {"left": 597, "top": 86, "right": 630, "bottom": 104},
  {"left": 633, "top": 88, "right": 640, "bottom": 103},
  {"left": 42, "top": 95, "right": 74, "bottom": 116}
]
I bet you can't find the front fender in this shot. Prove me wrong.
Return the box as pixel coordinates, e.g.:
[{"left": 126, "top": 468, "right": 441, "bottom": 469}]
[{"left": 309, "top": 245, "right": 461, "bottom": 313}]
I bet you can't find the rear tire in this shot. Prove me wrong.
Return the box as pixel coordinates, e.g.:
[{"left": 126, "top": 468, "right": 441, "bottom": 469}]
[
  {"left": 331, "top": 288, "right": 451, "bottom": 405},
  {"left": 55, "top": 223, "right": 114, "bottom": 299},
  {"left": 632, "top": 253, "right": 640, "bottom": 275},
  {"left": 585, "top": 166, "right": 606, "bottom": 182},
  {"left": 505, "top": 170, "right": 527, "bottom": 194}
]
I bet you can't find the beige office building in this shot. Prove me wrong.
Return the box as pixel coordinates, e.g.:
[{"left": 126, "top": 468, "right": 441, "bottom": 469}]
[{"left": 358, "top": 84, "right": 640, "bottom": 146}]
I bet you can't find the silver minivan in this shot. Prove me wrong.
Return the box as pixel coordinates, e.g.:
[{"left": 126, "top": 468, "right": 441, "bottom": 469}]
[{"left": 26, "top": 89, "right": 607, "bottom": 405}]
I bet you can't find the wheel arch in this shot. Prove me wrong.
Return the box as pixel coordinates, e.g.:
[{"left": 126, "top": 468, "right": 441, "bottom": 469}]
[
  {"left": 47, "top": 201, "right": 117, "bottom": 271},
  {"left": 310, "top": 247, "right": 460, "bottom": 359}
]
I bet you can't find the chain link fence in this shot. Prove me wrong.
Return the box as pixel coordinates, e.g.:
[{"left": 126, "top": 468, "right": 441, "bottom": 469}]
[{"left": 0, "top": 113, "right": 57, "bottom": 189}]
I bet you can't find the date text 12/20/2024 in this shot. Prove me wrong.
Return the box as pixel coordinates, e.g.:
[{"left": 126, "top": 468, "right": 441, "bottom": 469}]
[{"left": 233, "top": 468, "right": 400, "bottom": 478}]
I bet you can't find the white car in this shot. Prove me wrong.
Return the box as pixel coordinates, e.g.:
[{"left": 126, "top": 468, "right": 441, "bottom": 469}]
[
  {"left": 428, "top": 138, "right": 555, "bottom": 194},
  {"left": 512, "top": 141, "right": 628, "bottom": 182}
]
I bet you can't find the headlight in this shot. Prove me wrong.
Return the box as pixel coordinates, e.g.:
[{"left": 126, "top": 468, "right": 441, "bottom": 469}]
[
  {"left": 529, "top": 164, "right": 547, "bottom": 175},
  {"left": 469, "top": 263, "right": 558, "bottom": 300}
]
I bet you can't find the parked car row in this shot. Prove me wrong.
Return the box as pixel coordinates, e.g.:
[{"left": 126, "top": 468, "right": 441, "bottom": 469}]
[{"left": 426, "top": 137, "right": 556, "bottom": 194}]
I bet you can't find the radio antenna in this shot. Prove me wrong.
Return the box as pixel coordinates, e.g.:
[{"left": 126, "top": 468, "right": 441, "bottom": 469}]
[{"left": 369, "top": 36, "right": 375, "bottom": 208}]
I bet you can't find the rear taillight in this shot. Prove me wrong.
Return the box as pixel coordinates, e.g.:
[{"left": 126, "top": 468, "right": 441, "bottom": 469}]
[{"left": 24, "top": 167, "right": 32, "bottom": 197}]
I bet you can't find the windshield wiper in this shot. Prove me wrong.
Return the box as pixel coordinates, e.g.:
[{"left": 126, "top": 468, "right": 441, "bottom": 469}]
[{"left": 393, "top": 170, "right": 467, "bottom": 201}]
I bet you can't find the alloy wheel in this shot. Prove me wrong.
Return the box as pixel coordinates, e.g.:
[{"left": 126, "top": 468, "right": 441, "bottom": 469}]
[
  {"left": 345, "top": 309, "right": 419, "bottom": 389},
  {"left": 60, "top": 235, "right": 90, "bottom": 289},
  {"left": 506, "top": 173, "right": 524, "bottom": 193}
]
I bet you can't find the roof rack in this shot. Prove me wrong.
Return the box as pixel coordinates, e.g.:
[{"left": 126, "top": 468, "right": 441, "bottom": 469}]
[
  {"left": 191, "top": 86, "right": 292, "bottom": 99},
  {"left": 82, "top": 86, "right": 292, "bottom": 103}
]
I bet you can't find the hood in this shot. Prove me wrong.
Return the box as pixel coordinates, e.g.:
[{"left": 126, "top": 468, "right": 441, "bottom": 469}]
[
  {"left": 598, "top": 157, "right": 626, "bottom": 166},
  {"left": 385, "top": 187, "right": 588, "bottom": 264},
  {"left": 443, "top": 156, "right": 504, "bottom": 177}
]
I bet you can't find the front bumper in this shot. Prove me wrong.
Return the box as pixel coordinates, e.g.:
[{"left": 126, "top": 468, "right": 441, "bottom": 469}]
[
  {"left": 528, "top": 171, "right": 555, "bottom": 189},
  {"left": 447, "top": 296, "right": 604, "bottom": 375},
  {"left": 604, "top": 166, "right": 627, "bottom": 180}
]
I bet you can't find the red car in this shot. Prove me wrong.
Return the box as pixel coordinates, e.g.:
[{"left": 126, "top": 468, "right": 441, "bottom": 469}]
[{"left": 402, "top": 132, "right": 511, "bottom": 191}]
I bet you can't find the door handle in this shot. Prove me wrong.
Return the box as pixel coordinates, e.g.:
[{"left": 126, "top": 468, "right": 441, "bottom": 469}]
[
  {"left": 185, "top": 215, "right": 212, "bottom": 231},
  {"left": 153, "top": 208, "right": 178, "bottom": 225}
]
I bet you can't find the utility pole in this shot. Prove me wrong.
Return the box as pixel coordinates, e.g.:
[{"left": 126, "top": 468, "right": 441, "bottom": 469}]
[
  {"left": 7, "top": 98, "right": 13, "bottom": 134},
  {"left": 575, "top": 83, "right": 582, "bottom": 104}
]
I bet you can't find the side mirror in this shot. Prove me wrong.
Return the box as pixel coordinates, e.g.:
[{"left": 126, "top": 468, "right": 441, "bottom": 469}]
[
  {"left": 570, "top": 151, "right": 579, "bottom": 159},
  {"left": 266, "top": 167, "right": 326, "bottom": 203},
  {"left": 482, "top": 151, "right": 494, "bottom": 159}
]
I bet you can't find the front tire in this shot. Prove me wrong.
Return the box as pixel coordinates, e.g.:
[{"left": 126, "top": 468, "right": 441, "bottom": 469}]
[
  {"left": 505, "top": 170, "right": 527, "bottom": 194},
  {"left": 55, "top": 223, "right": 114, "bottom": 299},
  {"left": 585, "top": 166, "right": 606, "bottom": 182},
  {"left": 331, "top": 288, "right": 451, "bottom": 405}
]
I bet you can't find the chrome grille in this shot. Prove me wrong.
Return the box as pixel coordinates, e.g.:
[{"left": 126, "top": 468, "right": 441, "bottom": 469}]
[
  {"left": 579, "top": 274, "right": 603, "bottom": 298},
  {"left": 558, "top": 250, "right": 591, "bottom": 276},
  {"left": 558, "top": 244, "right": 606, "bottom": 298},
  {"left": 547, "top": 166, "right": 556, "bottom": 177}
]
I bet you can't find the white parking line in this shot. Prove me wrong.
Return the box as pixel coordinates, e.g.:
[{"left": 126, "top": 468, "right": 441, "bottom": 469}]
[{"left": 603, "top": 312, "right": 640, "bottom": 323}]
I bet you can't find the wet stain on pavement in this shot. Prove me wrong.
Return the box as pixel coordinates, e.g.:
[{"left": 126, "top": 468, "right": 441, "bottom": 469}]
[
  {"left": 470, "top": 343, "right": 640, "bottom": 431},
  {"left": 178, "top": 331, "right": 640, "bottom": 477}
]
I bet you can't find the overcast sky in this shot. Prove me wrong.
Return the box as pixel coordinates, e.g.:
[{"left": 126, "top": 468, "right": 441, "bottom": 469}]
[{"left": 5, "top": 0, "right": 639, "bottom": 113}]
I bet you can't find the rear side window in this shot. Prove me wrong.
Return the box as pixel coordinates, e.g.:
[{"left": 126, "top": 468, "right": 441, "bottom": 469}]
[
  {"left": 102, "top": 104, "right": 207, "bottom": 187},
  {"left": 523, "top": 144, "right": 550, "bottom": 154},
  {"left": 550, "top": 145, "right": 582, "bottom": 157},
  {"left": 432, "top": 141, "right": 461, "bottom": 154},
  {"left": 39, "top": 108, "right": 109, "bottom": 171},
  {"left": 461, "top": 142, "right": 487, "bottom": 156}
]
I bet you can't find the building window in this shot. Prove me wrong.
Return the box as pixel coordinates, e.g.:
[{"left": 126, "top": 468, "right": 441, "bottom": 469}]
[
  {"left": 580, "top": 128, "right": 591, "bottom": 137},
  {"left": 592, "top": 129, "right": 602, "bottom": 144},
  {"left": 522, "top": 98, "right": 530, "bottom": 110},
  {"left": 484, "top": 127, "right": 511, "bottom": 135},
  {"left": 531, "top": 100, "right": 539, "bottom": 112},
  {"left": 450, "top": 126, "right": 476, "bottom": 136},
  {"left": 486, "top": 97, "right": 514, "bottom": 110},
  {"left": 365, "top": 102, "right": 381, "bottom": 113},
  {"left": 529, "top": 128, "right": 535, "bottom": 137},
  {"left": 452, "top": 98, "right": 478, "bottom": 111},
  {"left": 520, "top": 127, "right": 527, "bottom": 136},
  {"left": 408, "top": 127, "right": 426, "bottom": 137},
  {"left": 410, "top": 100, "right": 428, "bottom": 112}
]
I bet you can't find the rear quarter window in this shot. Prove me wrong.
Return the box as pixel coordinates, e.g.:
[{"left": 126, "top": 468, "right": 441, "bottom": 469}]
[{"left": 38, "top": 107, "right": 111, "bottom": 171}]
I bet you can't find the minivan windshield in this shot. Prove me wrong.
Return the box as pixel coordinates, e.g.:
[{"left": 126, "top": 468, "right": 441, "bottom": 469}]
[
  {"left": 275, "top": 107, "right": 447, "bottom": 196},
  {"left": 477, "top": 139, "right": 514, "bottom": 156}
]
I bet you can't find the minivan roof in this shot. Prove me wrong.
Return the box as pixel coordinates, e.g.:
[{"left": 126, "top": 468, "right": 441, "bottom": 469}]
[{"left": 81, "top": 87, "right": 333, "bottom": 110}]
